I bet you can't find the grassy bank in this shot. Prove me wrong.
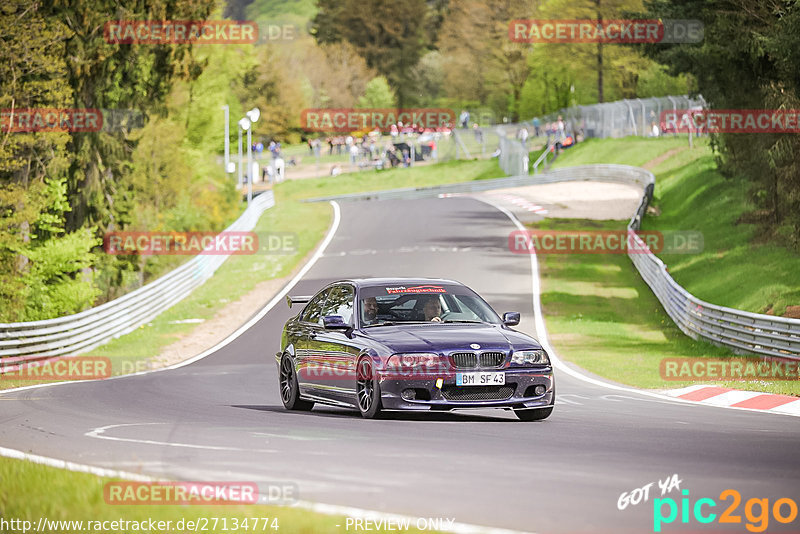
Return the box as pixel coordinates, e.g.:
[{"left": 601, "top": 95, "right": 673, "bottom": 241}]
[
  {"left": 549, "top": 135, "right": 689, "bottom": 168},
  {"left": 0, "top": 456, "right": 431, "bottom": 534},
  {"left": 536, "top": 136, "right": 799, "bottom": 395}
]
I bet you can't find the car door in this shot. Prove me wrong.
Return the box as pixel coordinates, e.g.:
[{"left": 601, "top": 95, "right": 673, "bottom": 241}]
[
  {"left": 295, "top": 288, "right": 330, "bottom": 394},
  {"left": 314, "top": 284, "right": 361, "bottom": 400}
]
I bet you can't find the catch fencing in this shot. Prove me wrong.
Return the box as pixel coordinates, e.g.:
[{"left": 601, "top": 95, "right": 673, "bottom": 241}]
[
  {"left": 439, "top": 95, "right": 707, "bottom": 176},
  {"left": 537, "top": 95, "right": 706, "bottom": 139},
  {"left": 0, "top": 191, "right": 275, "bottom": 368}
]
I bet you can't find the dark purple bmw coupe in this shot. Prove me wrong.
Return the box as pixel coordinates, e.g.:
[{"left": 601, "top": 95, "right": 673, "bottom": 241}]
[{"left": 276, "top": 278, "right": 554, "bottom": 421}]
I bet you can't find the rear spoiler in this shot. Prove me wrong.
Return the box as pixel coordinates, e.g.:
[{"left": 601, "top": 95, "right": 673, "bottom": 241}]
[{"left": 286, "top": 295, "right": 312, "bottom": 309}]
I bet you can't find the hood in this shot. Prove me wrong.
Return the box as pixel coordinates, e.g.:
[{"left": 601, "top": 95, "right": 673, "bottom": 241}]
[{"left": 361, "top": 323, "right": 542, "bottom": 354}]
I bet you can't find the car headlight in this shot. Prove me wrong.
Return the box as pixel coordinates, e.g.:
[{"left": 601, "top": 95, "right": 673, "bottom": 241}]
[
  {"left": 387, "top": 353, "right": 444, "bottom": 371},
  {"left": 511, "top": 349, "right": 549, "bottom": 365}
]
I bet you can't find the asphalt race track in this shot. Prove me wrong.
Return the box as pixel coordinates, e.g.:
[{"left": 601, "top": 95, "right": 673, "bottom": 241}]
[{"left": 2, "top": 197, "right": 799, "bottom": 533}]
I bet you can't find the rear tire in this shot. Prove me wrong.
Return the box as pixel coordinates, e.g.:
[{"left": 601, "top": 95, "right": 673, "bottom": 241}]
[
  {"left": 356, "top": 356, "right": 383, "bottom": 419},
  {"left": 279, "top": 354, "right": 314, "bottom": 411},
  {"left": 514, "top": 406, "right": 553, "bottom": 421}
]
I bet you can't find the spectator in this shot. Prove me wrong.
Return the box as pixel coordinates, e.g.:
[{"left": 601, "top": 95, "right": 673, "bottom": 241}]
[
  {"left": 533, "top": 117, "right": 541, "bottom": 137},
  {"left": 473, "top": 123, "right": 483, "bottom": 143},
  {"left": 386, "top": 145, "right": 400, "bottom": 167},
  {"left": 459, "top": 109, "right": 470, "bottom": 128},
  {"left": 269, "top": 140, "right": 281, "bottom": 159}
]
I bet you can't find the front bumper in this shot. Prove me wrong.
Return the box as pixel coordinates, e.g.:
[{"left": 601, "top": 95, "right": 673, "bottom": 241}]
[{"left": 377, "top": 367, "right": 554, "bottom": 410}]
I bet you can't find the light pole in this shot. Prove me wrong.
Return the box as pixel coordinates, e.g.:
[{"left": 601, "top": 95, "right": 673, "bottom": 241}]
[
  {"left": 237, "top": 117, "right": 249, "bottom": 191},
  {"left": 244, "top": 108, "right": 260, "bottom": 205},
  {"left": 236, "top": 108, "right": 260, "bottom": 205}
]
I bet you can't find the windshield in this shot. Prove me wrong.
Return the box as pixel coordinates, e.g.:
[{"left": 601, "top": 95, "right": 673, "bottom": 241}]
[{"left": 357, "top": 283, "right": 501, "bottom": 326}]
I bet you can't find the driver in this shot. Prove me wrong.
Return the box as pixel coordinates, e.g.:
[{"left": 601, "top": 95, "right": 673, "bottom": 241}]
[
  {"left": 422, "top": 295, "right": 442, "bottom": 322},
  {"left": 362, "top": 296, "right": 379, "bottom": 325}
]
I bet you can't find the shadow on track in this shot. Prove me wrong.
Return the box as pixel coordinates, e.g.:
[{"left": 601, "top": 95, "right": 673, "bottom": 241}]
[{"left": 231, "top": 404, "right": 519, "bottom": 423}]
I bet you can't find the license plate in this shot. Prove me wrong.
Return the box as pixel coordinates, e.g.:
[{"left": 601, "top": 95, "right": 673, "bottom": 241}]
[{"left": 456, "top": 372, "right": 505, "bottom": 386}]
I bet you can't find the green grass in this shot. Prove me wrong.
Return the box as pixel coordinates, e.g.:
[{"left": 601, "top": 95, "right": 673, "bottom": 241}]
[
  {"left": 535, "top": 136, "right": 800, "bottom": 395},
  {"left": 538, "top": 218, "right": 740, "bottom": 388},
  {"left": 0, "top": 456, "right": 431, "bottom": 534},
  {"left": 549, "top": 135, "right": 691, "bottom": 168}
]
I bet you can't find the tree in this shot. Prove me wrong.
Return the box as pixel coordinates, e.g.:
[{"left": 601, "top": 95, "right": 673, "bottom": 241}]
[
  {"left": 40, "top": 0, "right": 215, "bottom": 232},
  {"left": 438, "top": 0, "right": 534, "bottom": 121},
  {"left": 640, "top": 0, "right": 800, "bottom": 246},
  {"left": 0, "top": 0, "right": 99, "bottom": 321},
  {"left": 358, "top": 77, "right": 397, "bottom": 108},
  {"left": 312, "top": 0, "right": 429, "bottom": 107},
  {"left": 304, "top": 42, "right": 376, "bottom": 108}
]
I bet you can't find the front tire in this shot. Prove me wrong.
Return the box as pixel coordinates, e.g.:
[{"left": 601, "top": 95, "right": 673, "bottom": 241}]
[
  {"left": 279, "top": 354, "right": 314, "bottom": 411},
  {"left": 514, "top": 406, "right": 553, "bottom": 421},
  {"left": 356, "top": 356, "right": 383, "bottom": 419}
]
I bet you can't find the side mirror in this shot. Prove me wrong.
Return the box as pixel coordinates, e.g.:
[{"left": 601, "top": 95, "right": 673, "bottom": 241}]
[
  {"left": 323, "top": 315, "right": 350, "bottom": 330},
  {"left": 502, "top": 312, "right": 520, "bottom": 326}
]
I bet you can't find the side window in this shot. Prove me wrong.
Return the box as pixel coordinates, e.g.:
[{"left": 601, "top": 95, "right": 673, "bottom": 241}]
[
  {"left": 321, "top": 285, "right": 355, "bottom": 324},
  {"left": 301, "top": 288, "right": 330, "bottom": 324}
]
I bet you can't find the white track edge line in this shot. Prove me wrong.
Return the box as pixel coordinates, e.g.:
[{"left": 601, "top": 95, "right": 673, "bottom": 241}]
[{"left": 0, "top": 444, "right": 532, "bottom": 534}]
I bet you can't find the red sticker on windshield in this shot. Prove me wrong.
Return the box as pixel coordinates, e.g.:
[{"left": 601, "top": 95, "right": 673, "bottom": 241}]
[{"left": 385, "top": 285, "right": 447, "bottom": 294}]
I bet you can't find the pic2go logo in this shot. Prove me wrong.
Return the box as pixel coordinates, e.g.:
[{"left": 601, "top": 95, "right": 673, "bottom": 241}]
[{"left": 653, "top": 489, "right": 798, "bottom": 532}]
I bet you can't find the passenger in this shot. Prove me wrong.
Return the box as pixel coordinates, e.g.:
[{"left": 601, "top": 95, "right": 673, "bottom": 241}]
[{"left": 422, "top": 296, "right": 442, "bottom": 322}]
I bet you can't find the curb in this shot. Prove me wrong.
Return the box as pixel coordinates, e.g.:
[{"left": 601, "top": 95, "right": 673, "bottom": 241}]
[{"left": 663, "top": 385, "right": 800, "bottom": 415}]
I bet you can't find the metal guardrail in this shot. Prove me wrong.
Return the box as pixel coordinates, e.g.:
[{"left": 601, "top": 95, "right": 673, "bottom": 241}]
[
  {"left": 307, "top": 164, "right": 800, "bottom": 360},
  {"left": 0, "top": 191, "right": 275, "bottom": 367}
]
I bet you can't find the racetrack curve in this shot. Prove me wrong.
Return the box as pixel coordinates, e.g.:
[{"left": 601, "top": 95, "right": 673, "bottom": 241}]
[{"left": 2, "top": 197, "right": 799, "bottom": 533}]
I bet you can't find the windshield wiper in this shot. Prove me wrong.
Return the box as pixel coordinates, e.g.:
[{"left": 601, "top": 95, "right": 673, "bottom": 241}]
[
  {"left": 363, "top": 320, "right": 445, "bottom": 327},
  {"left": 442, "top": 320, "right": 484, "bottom": 324}
]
